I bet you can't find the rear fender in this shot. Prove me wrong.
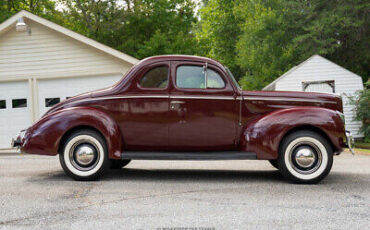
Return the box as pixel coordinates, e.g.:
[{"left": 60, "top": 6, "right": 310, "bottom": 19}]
[
  {"left": 22, "top": 107, "right": 123, "bottom": 159},
  {"left": 240, "top": 107, "right": 345, "bottom": 159}
]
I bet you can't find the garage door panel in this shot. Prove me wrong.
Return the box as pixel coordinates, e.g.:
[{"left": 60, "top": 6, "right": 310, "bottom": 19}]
[
  {"left": 38, "top": 74, "right": 122, "bottom": 117},
  {"left": 0, "top": 81, "right": 31, "bottom": 148}
]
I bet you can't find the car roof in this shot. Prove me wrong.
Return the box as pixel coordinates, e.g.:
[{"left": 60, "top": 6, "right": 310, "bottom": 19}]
[{"left": 137, "top": 55, "right": 225, "bottom": 69}]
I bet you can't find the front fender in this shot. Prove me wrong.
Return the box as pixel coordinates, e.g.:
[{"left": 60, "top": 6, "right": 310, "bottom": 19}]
[
  {"left": 21, "top": 107, "right": 123, "bottom": 159},
  {"left": 240, "top": 107, "right": 346, "bottom": 159}
]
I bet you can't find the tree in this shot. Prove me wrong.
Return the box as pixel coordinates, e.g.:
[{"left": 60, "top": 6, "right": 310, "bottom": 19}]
[
  {"left": 196, "top": 0, "right": 243, "bottom": 79},
  {"left": 59, "top": 0, "right": 199, "bottom": 59},
  {"left": 197, "top": 0, "right": 369, "bottom": 89},
  {"left": 0, "top": 0, "right": 63, "bottom": 24}
]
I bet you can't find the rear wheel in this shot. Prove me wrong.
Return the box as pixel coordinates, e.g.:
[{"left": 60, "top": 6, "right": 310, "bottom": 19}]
[
  {"left": 277, "top": 130, "right": 333, "bottom": 184},
  {"left": 59, "top": 129, "right": 110, "bottom": 181}
]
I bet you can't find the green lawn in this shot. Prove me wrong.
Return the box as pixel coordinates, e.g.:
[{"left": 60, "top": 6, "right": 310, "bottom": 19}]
[
  {"left": 344, "top": 147, "right": 370, "bottom": 155},
  {"left": 355, "top": 141, "right": 370, "bottom": 150}
]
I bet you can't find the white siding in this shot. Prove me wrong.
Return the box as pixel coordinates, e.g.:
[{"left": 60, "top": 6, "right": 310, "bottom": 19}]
[
  {"left": 0, "top": 81, "right": 31, "bottom": 148},
  {"left": 0, "top": 18, "right": 135, "bottom": 149},
  {"left": 274, "top": 55, "right": 364, "bottom": 138},
  {"left": 0, "top": 20, "right": 131, "bottom": 79},
  {"left": 38, "top": 75, "right": 122, "bottom": 116}
]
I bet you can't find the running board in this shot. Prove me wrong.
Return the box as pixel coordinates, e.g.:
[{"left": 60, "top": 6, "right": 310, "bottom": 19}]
[{"left": 121, "top": 151, "right": 257, "bottom": 160}]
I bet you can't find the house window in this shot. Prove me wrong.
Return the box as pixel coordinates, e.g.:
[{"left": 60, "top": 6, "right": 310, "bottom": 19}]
[
  {"left": 0, "top": 100, "right": 6, "bottom": 109},
  {"left": 302, "top": 80, "right": 335, "bottom": 93},
  {"left": 12, "top": 99, "right": 27, "bottom": 108},
  {"left": 45, "top": 98, "right": 60, "bottom": 107}
]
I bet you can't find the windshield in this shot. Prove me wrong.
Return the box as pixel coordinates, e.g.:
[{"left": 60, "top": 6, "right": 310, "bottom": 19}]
[{"left": 225, "top": 67, "right": 241, "bottom": 89}]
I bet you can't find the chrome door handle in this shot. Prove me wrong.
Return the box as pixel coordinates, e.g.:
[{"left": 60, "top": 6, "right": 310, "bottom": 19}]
[
  {"left": 170, "top": 100, "right": 185, "bottom": 110},
  {"left": 170, "top": 100, "right": 185, "bottom": 104}
]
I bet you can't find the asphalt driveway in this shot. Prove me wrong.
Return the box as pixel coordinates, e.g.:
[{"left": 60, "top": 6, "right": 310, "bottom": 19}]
[{"left": 0, "top": 153, "right": 369, "bottom": 230}]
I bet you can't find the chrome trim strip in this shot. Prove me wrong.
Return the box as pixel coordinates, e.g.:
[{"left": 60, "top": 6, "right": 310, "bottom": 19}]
[
  {"left": 79, "top": 95, "right": 239, "bottom": 102},
  {"left": 170, "top": 95, "right": 235, "bottom": 100},
  {"left": 75, "top": 95, "right": 334, "bottom": 103},
  {"left": 243, "top": 96, "right": 337, "bottom": 104}
]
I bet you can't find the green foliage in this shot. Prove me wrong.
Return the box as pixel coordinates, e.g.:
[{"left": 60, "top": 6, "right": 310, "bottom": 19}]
[
  {"left": 197, "top": 0, "right": 369, "bottom": 89},
  {"left": 196, "top": 0, "right": 242, "bottom": 79},
  {"left": 0, "top": 0, "right": 64, "bottom": 24},
  {"left": 59, "top": 0, "right": 199, "bottom": 59},
  {"left": 350, "top": 82, "right": 370, "bottom": 142},
  {"left": 0, "top": 0, "right": 368, "bottom": 90}
]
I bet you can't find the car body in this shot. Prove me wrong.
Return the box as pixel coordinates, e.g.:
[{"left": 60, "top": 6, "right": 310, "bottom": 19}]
[{"left": 12, "top": 55, "right": 354, "bottom": 183}]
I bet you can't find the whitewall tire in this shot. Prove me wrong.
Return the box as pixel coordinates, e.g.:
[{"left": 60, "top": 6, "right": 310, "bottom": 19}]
[
  {"left": 59, "top": 129, "right": 110, "bottom": 181},
  {"left": 277, "top": 130, "right": 333, "bottom": 184}
]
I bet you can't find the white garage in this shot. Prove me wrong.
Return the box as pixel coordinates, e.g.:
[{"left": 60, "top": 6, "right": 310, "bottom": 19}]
[
  {"left": 0, "top": 11, "right": 138, "bottom": 149},
  {"left": 263, "top": 55, "right": 364, "bottom": 138}
]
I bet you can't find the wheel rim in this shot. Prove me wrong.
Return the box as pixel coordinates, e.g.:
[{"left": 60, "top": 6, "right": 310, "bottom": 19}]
[
  {"left": 289, "top": 142, "right": 322, "bottom": 175},
  {"left": 69, "top": 140, "right": 100, "bottom": 171}
]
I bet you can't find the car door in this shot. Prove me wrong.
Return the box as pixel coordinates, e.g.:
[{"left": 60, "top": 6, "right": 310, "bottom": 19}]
[
  {"left": 122, "top": 62, "right": 170, "bottom": 151},
  {"left": 168, "top": 61, "right": 238, "bottom": 151}
]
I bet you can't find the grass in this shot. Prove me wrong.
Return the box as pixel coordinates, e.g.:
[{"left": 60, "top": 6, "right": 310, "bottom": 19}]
[
  {"left": 355, "top": 141, "right": 370, "bottom": 149},
  {"left": 344, "top": 148, "right": 370, "bottom": 155}
]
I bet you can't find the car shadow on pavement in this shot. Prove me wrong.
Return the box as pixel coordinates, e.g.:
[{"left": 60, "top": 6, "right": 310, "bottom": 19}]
[
  {"left": 106, "top": 168, "right": 285, "bottom": 182},
  {"left": 36, "top": 168, "right": 369, "bottom": 186},
  {"left": 41, "top": 168, "right": 286, "bottom": 183}
]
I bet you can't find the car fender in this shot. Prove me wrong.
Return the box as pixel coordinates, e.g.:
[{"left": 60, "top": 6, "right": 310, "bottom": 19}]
[
  {"left": 240, "top": 107, "right": 345, "bottom": 160},
  {"left": 21, "top": 107, "right": 123, "bottom": 159}
]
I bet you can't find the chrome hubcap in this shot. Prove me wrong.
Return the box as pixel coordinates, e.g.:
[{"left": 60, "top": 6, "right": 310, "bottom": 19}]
[
  {"left": 289, "top": 142, "right": 322, "bottom": 174},
  {"left": 69, "top": 141, "right": 100, "bottom": 171},
  {"left": 295, "top": 147, "right": 316, "bottom": 168},
  {"left": 75, "top": 144, "right": 96, "bottom": 166}
]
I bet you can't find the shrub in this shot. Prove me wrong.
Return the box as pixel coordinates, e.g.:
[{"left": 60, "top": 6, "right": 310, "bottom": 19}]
[{"left": 350, "top": 82, "right": 370, "bottom": 142}]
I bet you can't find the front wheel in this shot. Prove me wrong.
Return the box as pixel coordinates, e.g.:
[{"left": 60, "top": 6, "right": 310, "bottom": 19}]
[
  {"left": 277, "top": 130, "right": 333, "bottom": 184},
  {"left": 59, "top": 129, "right": 110, "bottom": 181}
]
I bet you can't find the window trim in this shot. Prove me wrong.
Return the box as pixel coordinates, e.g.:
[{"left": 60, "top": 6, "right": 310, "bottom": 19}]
[
  {"left": 302, "top": 80, "right": 335, "bottom": 93},
  {"left": 175, "top": 64, "right": 227, "bottom": 90},
  {"left": 137, "top": 64, "right": 170, "bottom": 90}
]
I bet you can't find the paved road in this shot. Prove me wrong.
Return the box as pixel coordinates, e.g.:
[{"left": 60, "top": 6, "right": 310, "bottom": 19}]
[{"left": 0, "top": 153, "right": 369, "bottom": 230}]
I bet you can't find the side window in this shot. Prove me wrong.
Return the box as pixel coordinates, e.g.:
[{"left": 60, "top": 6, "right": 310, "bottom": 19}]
[
  {"left": 139, "top": 66, "right": 168, "bottom": 88},
  {"left": 176, "top": 65, "right": 225, "bottom": 89},
  {"left": 207, "top": 69, "right": 225, "bottom": 89},
  {"left": 176, "top": 66, "right": 205, "bottom": 89}
]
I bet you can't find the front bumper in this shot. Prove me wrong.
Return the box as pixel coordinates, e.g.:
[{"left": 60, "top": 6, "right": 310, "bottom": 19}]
[
  {"left": 11, "top": 130, "right": 26, "bottom": 149},
  {"left": 345, "top": 130, "right": 355, "bottom": 155}
]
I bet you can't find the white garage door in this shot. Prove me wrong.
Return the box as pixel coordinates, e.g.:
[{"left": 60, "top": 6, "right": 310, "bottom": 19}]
[
  {"left": 38, "top": 74, "right": 122, "bottom": 117},
  {"left": 0, "top": 81, "right": 31, "bottom": 148}
]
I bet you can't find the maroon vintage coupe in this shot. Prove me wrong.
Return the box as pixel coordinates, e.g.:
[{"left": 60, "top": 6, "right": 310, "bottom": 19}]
[{"left": 12, "top": 55, "right": 354, "bottom": 183}]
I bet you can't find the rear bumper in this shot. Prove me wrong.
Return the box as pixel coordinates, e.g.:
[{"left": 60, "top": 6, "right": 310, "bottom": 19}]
[{"left": 345, "top": 130, "right": 355, "bottom": 155}]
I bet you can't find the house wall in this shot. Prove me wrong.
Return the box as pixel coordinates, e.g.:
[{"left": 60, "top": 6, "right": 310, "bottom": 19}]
[
  {"left": 0, "top": 20, "right": 131, "bottom": 81},
  {"left": 0, "top": 19, "right": 134, "bottom": 148},
  {"left": 274, "top": 55, "right": 364, "bottom": 138}
]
